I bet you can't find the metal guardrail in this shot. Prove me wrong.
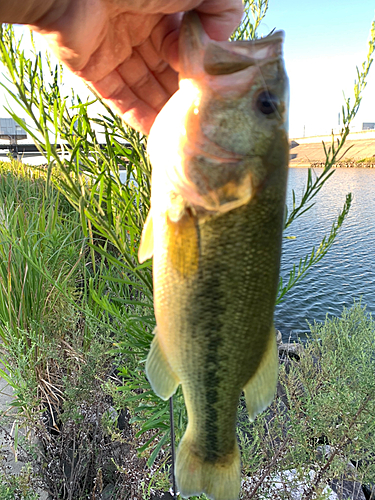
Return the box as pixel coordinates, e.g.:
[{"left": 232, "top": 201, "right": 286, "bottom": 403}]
[
  {"left": 0, "top": 143, "right": 45, "bottom": 158},
  {"left": 0, "top": 143, "right": 132, "bottom": 159}
]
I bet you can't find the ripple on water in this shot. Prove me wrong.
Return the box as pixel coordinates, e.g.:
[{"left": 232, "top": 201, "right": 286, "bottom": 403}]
[{"left": 275, "top": 167, "right": 375, "bottom": 342}]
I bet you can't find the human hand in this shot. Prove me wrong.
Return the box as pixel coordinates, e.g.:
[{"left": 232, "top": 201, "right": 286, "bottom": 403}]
[{"left": 1, "top": 0, "right": 243, "bottom": 134}]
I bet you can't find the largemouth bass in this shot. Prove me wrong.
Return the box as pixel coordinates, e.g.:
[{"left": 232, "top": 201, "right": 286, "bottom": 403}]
[{"left": 138, "top": 11, "right": 289, "bottom": 500}]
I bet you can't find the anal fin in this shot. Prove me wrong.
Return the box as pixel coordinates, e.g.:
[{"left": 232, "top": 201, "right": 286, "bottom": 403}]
[
  {"left": 146, "top": 328, "right": 179, "bottom": 400},
  {"left": 244, "top": 326, "right": 278, "bottom": 422}
]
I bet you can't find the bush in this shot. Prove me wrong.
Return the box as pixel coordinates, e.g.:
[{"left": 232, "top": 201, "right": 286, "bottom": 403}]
[
  {"left": 0, "top": 161, "right": 153, "bottom": 499},
  {"left": 237, "top": 302, "right": 375, "bottom": 499},
  {"left": 0, "top": 464, "right": 39, "bottom": 500}
]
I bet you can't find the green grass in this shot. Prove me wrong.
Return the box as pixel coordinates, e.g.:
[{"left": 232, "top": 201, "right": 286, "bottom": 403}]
[
  {"left": 0, "top": 160, "right": 88, "bottom": 410},
  {"left": 0, "top": 161, "right": 374, "bottom": 500},
  {"left": 357, "top": 156, "right": 375, "bottom": 163},
  {"left": 0, "top": 160, "right": 161, "bottom": 498}
]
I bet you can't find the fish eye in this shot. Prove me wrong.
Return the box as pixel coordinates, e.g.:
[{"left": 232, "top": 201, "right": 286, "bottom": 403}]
[{"left": 256, "top": 91, "right": 278, "bottom": 115}]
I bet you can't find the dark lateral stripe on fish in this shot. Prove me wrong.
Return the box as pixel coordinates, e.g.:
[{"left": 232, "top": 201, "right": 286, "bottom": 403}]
[
  {"left": 204, "top": 357, "right": 220, "bottom": 461},
  {"left": 196, "top": 258, "right": 226, "bottom": 462}
]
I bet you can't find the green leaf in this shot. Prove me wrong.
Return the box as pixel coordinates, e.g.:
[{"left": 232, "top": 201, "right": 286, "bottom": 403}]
[{"left": 147, "top": 430, "right": 171, "bottom": 467}]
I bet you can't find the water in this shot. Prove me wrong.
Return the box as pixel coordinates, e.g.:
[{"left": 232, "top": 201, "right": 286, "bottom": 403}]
[
  {"left": 275, "top": 167, "right": 375, "bottom": 342},
  {"left": 10, "top": 157, "right": 373, "bottom": 341}
]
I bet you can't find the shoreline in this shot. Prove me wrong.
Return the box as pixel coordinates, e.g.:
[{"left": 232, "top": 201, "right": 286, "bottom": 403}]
[
  {"left": 290, "top": 161, "right": 375, "bottom": 168},
  {"left": 289, "top": 133, "right": 375, "bottom": 168}
]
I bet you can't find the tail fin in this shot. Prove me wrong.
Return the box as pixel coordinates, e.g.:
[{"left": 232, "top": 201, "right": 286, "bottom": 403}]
[{"left": 176, "top": 427, "right": 241, "bottom": 500}]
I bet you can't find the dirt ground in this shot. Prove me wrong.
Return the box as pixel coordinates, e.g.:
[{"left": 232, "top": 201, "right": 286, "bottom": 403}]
[{"left": 290, "top": 138, "right": 375, "bottom": 167}]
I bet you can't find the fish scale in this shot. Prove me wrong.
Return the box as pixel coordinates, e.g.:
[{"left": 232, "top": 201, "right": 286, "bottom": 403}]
[{"left": 139, "top": 10, "right": 289, "bottom": 500}]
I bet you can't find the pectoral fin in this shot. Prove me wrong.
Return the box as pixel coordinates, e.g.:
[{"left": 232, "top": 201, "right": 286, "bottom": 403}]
[
  {"left": 138, "top": 211, "right": 154, "bottom": 263},
  {"left": 244, "top": 327, "right": 279, "bottom": 422},
  {"left": 167, "top": 205, "right": 199, "bottom": 279},
  {"left": 146, "top": 328, "right": 179, "bottom": 400}
]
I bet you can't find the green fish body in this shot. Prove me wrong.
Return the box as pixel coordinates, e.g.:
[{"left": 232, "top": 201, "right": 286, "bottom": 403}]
[{"left": 139, "top": 12, "right": 289, "bottom": 500}]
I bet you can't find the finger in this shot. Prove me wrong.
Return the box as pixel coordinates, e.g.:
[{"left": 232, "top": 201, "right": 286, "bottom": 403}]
[
  {"left": 75, "top": 19, "right": 132, "bottom": 82},
  {"left": 136, "top": 38, "right": 178, "bottom": 96},
  {"left": 150, "top": 12, "right": 181, "bottom": 72},
  {"left": 196, "top": 0, "right": 244, "bottom": 40},
  {"left": 122, "top": 106, "right": 158, "bottom": 136},
  {"left": 32, "top": 0, "right": 107, "bottom": 71},
  {"left": 116, "top": 49, "right": 169, "bottom": 113},
  {"left": 76, "top": 12, "right": 162, "bottom": 83},
  {"left": 100, "top": 43, "right": 178, "bottom": 130},
  {"left": 152, "top": 2, "right": 243, "bottom": 72},
  {"left": 88, "top": 71, "right": 157, "bottom": 135}
]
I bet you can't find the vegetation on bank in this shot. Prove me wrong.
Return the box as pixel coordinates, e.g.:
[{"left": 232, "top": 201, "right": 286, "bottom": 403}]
[
  {"left": 0, "top": 0, "right": 374, "bottom": 498},
  {"left": 310, "top": 159, "right": 375, "bottom": 168},
  {"left": 0, "top": 164, "right": 373, "bottom": 499},
  {"left": 0, "top": 159, "right": 171, "bottom": 498},
  {"left": 357, "top": 156, "right": 375, "bottom": 163}
]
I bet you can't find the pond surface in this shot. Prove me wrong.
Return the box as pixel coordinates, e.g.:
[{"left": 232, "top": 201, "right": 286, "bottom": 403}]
[{"left": 275, "top": 167, "right": 375, "bottom": 341}]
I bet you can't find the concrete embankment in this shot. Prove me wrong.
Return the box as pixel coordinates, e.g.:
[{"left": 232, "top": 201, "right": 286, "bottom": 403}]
[{"left": 290, "top": 130, "right": 375, "bottom": 167}]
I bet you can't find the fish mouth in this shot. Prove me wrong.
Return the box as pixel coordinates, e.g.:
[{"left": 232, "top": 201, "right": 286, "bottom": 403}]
[{"left": 179, "top": 11, "right": 285, "bottom": 78}]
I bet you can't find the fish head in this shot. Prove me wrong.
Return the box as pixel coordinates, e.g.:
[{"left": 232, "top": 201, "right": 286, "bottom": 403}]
[{"left": 148, "top": 11, "right": 289, "bottom": 214}]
